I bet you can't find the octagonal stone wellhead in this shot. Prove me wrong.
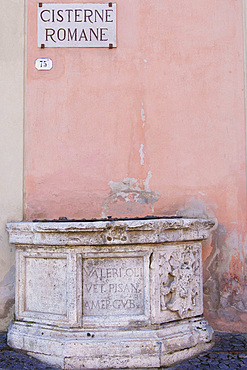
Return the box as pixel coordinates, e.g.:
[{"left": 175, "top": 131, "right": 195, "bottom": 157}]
[{"left": 7, "top": 217, "right": 215, "bottom": 369}]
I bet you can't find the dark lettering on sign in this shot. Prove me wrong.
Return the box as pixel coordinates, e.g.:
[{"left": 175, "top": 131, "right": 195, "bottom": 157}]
[
  {"left": 45, "top": 28, "right": 56, "bottom": 42},
  {"left": 68, "top": 28, "right": 77, "bottom": 41},
  {"left": 65, "top": 9, "right": 73, "bottom": 22},
  {"left": 57, "top": 28, "right": 66, "bottom": 41},
  {"left": 40, "top": 10, "right": 50, "bottom": 22},
  {"left": 40, "top": 8, "right": 114, "bottom": 23},
  {"left": 95, "top": 10, "right": 104, "bottom": 22},
  {"left": 57, "top": 9, "right": 64, "bottom": 22},
  {"left": 82, "top": 257, "right": 144, "bottom": 316},
  {"left": 89, "top": 28, "right": 98, "bottom": 41},
  {"left": 44, "top": 28, "right": 109, "bottom": 43},
  {"left": 75, "top": 9, "right": 82, "bottom": 22},
  {"left": 100, "top": 28, "right": 108, "bottom": 41},
  {"left": 79, "top": 29, "right": 88, "bottom": 42},
  {"left": 105, "top": 9, "right": 113, "bottom": 22},
  {"left": 51, "top": 9, "right": 55, "bottom": 23},
  {"left": 84, "top": 9, "right": 94, "bottom": 23}
]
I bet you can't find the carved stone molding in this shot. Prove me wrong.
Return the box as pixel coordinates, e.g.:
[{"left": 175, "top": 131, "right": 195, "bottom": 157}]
[
  {"left": 159, "top": 244, "right": 202, "bottom": 320},
  {"left": 7, "top": 218, "right": 215, "bottom": 246}
]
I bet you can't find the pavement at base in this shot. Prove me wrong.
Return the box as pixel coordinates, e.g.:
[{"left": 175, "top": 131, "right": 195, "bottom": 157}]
[{"left": 1, "top": 331, "right": 247, "bottom": 369}]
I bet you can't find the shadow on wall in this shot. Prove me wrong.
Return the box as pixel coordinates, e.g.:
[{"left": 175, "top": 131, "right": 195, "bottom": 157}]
[
  {"left": 177, "top": 197, "right": 247, "bottom": 332},
  {"left": 0, "top": 266, "right": 15, "bottom": 331},
  {"left": 203, "top": 223, "right": 247, "bottom": 332}
]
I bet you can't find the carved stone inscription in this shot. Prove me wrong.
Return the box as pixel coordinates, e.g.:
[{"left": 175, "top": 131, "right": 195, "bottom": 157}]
[
  {"left": 25, "top": 257, "right": 67, "bottom": 315},
  {"left": 83, "top": 257, "right": 144, "bottom": 316}
]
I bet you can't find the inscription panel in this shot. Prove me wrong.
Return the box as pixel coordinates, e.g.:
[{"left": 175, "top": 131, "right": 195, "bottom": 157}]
[
  {"left": 25, "top": 256, "right": 67, "bottom": 315},
  {"left": 83, "top": 257, "right": 144, "bottom": 316}
]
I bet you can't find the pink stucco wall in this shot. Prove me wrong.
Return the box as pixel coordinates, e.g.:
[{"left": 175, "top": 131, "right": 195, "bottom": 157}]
[{"left": 26, "top": 0, "right": 247, "bottom": 331}]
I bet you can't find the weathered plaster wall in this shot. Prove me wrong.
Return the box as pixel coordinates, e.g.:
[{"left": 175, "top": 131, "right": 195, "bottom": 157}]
[
  {"left": 26, "top": 0, "right": 247, "bottom": 331},
  {"left": 0, "top": 0, "right": 24, "bottom": 329}
]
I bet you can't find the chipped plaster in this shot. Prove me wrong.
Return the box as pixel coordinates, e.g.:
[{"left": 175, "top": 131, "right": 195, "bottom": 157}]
[
  {"left": 141, "top": 103, "right": 146, "bottom": 127},
  {"left": 102, "top": 175, "right": 160, "bottom": 218},
  {"left": 139, "top": 144, "right": 145, "bottom": 165}
]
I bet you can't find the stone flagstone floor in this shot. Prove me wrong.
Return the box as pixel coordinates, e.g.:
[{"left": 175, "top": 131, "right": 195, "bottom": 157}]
[{"left": 1, "top": 331, "right": 247, "bottom": 369}]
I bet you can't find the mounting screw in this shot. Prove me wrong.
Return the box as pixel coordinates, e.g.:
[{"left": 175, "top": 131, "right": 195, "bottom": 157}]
[
  {"left": 39, "top": 3, "right": 42, "bottom": 7},
  {"left": 109, "top": 43, "right": 113, "bottom": 49},
  {"left": 41, "top": 43, "right": 45, "bottom": 49}
]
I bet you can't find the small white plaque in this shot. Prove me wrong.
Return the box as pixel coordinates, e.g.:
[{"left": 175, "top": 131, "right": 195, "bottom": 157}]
[
  {"left": 35, "top": 58, "right": 53, "bottom": 70},
  {"left": 37, "top": 3, "right": 117, "bottom": 48}
]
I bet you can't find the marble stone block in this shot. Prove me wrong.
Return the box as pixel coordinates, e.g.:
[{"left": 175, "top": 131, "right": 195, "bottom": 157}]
[{"left": 7, "top": 218, "right": 215, "bottom": 369}]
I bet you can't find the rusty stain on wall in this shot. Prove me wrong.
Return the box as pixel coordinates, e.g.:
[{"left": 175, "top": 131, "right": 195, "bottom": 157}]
[
  {"left": 102, "top": 173, "right": 160, "bottom": 218},
  {"left": 203, "top": 224, "right": 247, "bottom": 331},
  {"left": 176, "top": 196, "right": 247, "bottom": 331}
]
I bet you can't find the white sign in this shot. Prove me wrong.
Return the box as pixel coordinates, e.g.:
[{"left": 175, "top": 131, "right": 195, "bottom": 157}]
[
  {"left": 37, "top": 3, "right": 116, "bottom": 48},
  {"left": 35, "top": 58, "right": 53, "bottom": 70}
]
